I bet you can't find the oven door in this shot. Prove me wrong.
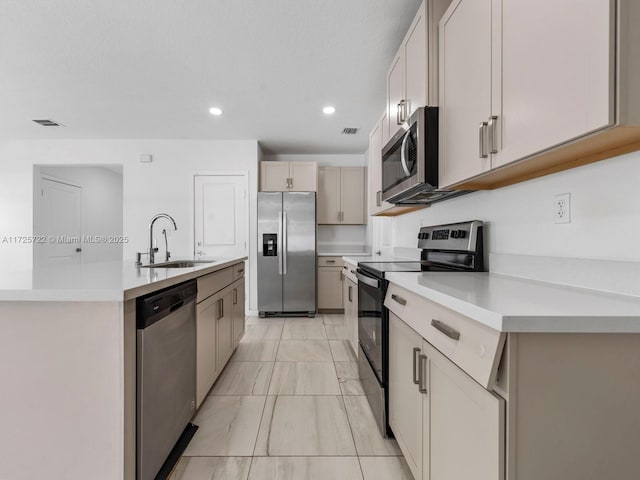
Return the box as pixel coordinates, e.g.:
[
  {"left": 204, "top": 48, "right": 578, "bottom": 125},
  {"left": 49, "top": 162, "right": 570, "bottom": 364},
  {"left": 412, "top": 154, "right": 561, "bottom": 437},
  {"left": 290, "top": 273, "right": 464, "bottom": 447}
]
[{"left": 357, "top": 269, "right": 384, "bottom": 384}]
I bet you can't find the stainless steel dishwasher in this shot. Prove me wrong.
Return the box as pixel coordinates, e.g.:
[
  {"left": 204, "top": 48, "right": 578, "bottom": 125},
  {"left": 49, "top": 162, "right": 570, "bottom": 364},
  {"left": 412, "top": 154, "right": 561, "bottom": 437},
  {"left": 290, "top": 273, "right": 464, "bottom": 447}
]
[{"left": 136, "top": 280, "right": 197, "bottom": 480}]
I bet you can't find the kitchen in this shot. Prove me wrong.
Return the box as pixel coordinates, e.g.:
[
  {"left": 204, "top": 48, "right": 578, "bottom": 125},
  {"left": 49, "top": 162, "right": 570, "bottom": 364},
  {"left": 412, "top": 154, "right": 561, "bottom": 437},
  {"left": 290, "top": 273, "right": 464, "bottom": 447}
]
[{"left": 0, "top": 1, "right": 640, "bottom": 479}]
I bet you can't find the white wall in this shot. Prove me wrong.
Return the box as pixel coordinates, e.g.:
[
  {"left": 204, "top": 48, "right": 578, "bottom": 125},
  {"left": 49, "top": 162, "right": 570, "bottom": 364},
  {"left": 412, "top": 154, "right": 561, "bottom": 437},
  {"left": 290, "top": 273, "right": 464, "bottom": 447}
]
[
  {"left": 0, "top": 139, "right": 261, "bottom": 309},
  {"left": 265, "top": 153, "right": 370, "bottom": 249},
  {"left": 36, "top": 165, "right": 124, "bottom": 263},
  {"left": 385, "top": 150, "right": 640, "bottom": 264}
]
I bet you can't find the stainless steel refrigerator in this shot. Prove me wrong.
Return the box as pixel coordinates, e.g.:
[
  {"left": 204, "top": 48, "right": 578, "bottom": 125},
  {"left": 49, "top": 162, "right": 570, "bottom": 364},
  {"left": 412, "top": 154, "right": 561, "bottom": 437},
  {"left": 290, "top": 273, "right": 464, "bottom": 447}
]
[{"left": 258, "top": 192, "right": 316, "bottom": 316}]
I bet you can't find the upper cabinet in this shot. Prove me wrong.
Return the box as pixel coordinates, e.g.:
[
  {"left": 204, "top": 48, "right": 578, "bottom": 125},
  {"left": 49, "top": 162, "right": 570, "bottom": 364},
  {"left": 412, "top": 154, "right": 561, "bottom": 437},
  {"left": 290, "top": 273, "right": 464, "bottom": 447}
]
[
  {"left": 260, "top": 161, "right": 317, "bottom": 192},
  {"left": 368, "top": 114, "right": 394, "bottom": 215},
  {"left": 318, "top": 166, "right": 366, "bottom": 225},
  {"left": 440, "top": 0, "right": 640, "bottom": 190},
  {"left": 386, "top": 0, "right": 452, "bottom": 140}
]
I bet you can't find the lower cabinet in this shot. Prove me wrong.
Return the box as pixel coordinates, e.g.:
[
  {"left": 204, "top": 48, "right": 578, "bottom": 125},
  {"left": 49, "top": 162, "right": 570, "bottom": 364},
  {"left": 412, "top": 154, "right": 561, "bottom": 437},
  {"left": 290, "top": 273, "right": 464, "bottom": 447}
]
[
  {"left": 389, "top": 312, "right": 505, "bottom": 480},
  {"left": 342, "top": 275, "right": 358, "bottom": 355},
  {"left": 232, "top": 278, "right": 245, "bottom": 346},
  {"left": 195, "top": 263, "right": 245, "bottom": 408},
  {"left": 318, "top": 257, "right": 344, "bottom": 310}
]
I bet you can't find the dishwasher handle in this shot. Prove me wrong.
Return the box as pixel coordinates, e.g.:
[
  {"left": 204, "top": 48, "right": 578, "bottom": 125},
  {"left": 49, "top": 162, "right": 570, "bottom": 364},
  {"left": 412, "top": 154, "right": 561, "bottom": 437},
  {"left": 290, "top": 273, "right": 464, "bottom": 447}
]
[{"left": 137, "top": 280, "right": 197, "bottom": 329}]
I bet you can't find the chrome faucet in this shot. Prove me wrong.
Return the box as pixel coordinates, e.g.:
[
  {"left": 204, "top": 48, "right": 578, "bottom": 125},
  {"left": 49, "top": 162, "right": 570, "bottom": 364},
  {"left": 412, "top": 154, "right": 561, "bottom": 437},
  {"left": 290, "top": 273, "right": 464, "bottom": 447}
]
[{"left": 148, "top": 213, "right": 177, "bottom": 264}]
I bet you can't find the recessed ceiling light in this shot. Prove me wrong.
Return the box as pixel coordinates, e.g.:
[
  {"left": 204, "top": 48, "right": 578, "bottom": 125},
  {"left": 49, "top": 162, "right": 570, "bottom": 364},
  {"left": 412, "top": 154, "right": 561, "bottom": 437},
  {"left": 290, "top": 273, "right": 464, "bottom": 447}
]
[
  {"left": 209, "top": 107, "right": 223, "bottom": 116},
  {"left": 323, "top": 106, "right": 336, "bottom": 115}
]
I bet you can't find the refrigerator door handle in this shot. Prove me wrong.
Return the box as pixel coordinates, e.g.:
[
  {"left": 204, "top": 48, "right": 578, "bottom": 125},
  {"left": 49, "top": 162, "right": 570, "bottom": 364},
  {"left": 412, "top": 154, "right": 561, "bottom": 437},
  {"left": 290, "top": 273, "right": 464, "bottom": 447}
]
[
  {"left": 282, "top": 211, "right": 288, "bottom": 275},
  {"left": 277, "top": 210, "right": 283, "bottom": 275}
]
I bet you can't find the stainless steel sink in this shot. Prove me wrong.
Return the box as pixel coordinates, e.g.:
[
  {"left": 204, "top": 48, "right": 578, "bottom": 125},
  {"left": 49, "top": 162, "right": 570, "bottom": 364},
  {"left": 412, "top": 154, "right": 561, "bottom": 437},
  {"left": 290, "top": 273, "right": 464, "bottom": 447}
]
[{"left": 139, "top": 260, "right": 215, "bottom": 268}]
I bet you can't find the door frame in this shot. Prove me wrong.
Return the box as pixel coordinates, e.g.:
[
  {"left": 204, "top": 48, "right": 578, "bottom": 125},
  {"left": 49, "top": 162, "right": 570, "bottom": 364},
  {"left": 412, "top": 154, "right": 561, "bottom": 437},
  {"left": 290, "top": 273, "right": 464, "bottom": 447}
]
[
  {"left": 33, "top": 172, "right": 83, "bottom": 268},
  {"left": 192, "top": 171, "right": 249, "bottom": 257}
]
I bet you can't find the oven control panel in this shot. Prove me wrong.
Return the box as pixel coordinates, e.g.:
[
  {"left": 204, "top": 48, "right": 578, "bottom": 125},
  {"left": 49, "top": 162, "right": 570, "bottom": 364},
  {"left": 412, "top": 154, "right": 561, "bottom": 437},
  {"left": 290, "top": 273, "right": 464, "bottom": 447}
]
[{"left": 417, "top": 221, "right": 482, "bottom": 252}]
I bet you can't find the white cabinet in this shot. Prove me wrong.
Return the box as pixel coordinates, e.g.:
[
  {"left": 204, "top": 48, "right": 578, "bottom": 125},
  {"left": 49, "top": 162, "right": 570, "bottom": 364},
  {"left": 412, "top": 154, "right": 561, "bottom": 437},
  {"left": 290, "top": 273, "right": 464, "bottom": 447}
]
[
  {"left": 368, "top": 114, "right": 393, "bottom": 215},
  {"left": 426, "top": 340, "right": 505, "bottom": 480},
  {"left": 389, "top": 312, "right": 425, "bottom": 480},
  {"left": 317, "top": 167, "right": 366, "bottom": 225},
  {"left": 439, "top": 0, "right": 640, "bottom": 190},
  {"left": 386, "top": 0, "right": 451, "bottom": 139},
  {"left": 342, "top": 268, "right": 358, "bottom": 356},
  {"left": 317, "top": 256, "right": 343, "bottom": 310},
  {"left": 260, "top": 161, "right": 317, "bottom": 192}
]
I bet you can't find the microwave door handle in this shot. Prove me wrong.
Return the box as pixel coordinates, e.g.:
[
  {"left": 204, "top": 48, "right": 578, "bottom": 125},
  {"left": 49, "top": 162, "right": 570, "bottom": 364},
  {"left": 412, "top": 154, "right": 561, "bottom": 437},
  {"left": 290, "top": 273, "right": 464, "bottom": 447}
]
[{"left": 400, "top": 130, "right": 411, "bottom": 177}]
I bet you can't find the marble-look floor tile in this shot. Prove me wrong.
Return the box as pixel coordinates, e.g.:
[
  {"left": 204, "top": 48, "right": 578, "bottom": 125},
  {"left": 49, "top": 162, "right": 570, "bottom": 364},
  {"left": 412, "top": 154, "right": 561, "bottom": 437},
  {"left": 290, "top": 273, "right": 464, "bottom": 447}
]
[
  {"left": 242, "top": 324, "right": 283, "bottom": 341},
  {"left": 281, "top": 320, "right": 327, "bottom": 340},
  {"left": 335, "top": 362, "right": 365, "bottom": 395},
  {"left": 231, "top": 341, "right": 279, "bottom": 362},
  {"left": 255, "top": 396, "right": 356, "bottom": 456},
  {"left": 211, "top": 362, "right": 274, "bottom": 395},
  {"left": 276, "top": 340, "right": 332, "bottom": 361},
  {"left": 359, "top": 456, "right": 413, "bottom": 480},
  {"left": 268, "top": 362, "right": 340, "bottom": 395},
  {"left": 324, "top": 324, "right": 347, "bottom": 340},
  {"left": 184, "top": 396, "right": 266, "bottom": 456},
  {"left": 322, "top": 314, "right": 346, "bottom": 326},
  {"left": 170, "top": 457, "right": 251, "bottom": 480},
  {"left": 246, "top": 317, "right": 285, "bottom": 326},
  {"left": 248, "top": 457, "right": 362, "bottom": 480},
  {"left": 343, "top": 396, "right": 402, "bottom": 456},
  {"left": 329, "top": 340, "right": 357, "bottom": 362}
]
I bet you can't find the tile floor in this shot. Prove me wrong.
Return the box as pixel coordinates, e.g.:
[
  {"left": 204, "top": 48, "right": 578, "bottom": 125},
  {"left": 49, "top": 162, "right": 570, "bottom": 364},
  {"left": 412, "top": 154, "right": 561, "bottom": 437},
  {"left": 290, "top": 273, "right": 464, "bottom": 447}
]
[{"left": 170, "top": 314, "right": 413, "bottom": 480}]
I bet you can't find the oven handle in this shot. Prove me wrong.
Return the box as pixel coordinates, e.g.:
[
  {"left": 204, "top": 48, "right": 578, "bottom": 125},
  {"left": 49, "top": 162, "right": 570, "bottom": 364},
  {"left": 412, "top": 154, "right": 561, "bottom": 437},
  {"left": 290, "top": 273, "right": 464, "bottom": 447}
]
[
  {"left": 400, "top": 129, "right": 411, "bottom": 177},
  {"left": 356, "top": 272, "right": 380, "bottom": 289}
]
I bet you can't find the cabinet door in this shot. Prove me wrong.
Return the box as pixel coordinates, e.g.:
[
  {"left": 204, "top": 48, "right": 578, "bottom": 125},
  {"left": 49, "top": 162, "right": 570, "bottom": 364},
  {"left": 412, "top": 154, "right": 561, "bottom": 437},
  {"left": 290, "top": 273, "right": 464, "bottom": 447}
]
[
  {"left": 317, "top": 167, "right": 341, "bottom": 224},
  {"left": 439, "top": 0, "right": 493, "bottom": 188},
  {"left": 232, "top": 279, "right": 245, "bottom": 347},
  {"left": 196, "top": 294, "right": 218, "bottom": 408},
  {"left": 389, "top": 313, "right": 424, "bottom": 480},
  {"left": 317, "top": 266, "right": 343, "bottom": 309},
  {"left": 260, "top": 162, "right": 290, "bottom": 192},
  {"left": 290, "top": 162, "right": 318, "bottom": 192},
  {"left": 369, "top": 115, "right": 393, "bottom": 215},
  {"left": 494, "top": 0, "right": 614, "bottom": 168},
  {"left": 427, "top": 342, "right": 505, "bottom": 480},
  {"left": 404, "top": 1, "right": 427, "bottom": 118},
  {"left": 387, "top": 51, "right": 405, "bottom": 139},
  {"left": 216, "top": 287, "right": 234, "bottom": 369},
  {"left": 347, "top": 279, "right": 358, "bottom": 355},
  {"left": 340, "top": 167, "right": 365, "bottom": 224}
]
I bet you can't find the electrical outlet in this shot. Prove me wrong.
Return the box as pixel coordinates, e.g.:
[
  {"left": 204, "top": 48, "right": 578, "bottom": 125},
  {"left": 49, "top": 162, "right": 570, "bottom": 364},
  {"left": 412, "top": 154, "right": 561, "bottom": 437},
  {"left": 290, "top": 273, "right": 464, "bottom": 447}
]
[{"left": 554, "top": 193, "right": 571, "bottom": 224}]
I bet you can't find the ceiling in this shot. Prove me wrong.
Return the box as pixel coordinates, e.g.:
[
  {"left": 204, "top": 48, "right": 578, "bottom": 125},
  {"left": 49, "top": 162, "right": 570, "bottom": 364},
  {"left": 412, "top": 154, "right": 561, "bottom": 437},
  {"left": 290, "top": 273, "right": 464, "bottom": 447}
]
[{"left": 0, "top": 0, "right": 422, "bottom": 154}]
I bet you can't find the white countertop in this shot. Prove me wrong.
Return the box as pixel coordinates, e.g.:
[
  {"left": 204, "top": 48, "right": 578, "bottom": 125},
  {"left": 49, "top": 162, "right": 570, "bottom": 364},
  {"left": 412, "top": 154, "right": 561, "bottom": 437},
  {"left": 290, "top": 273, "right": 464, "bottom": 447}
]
[
  {"left": 385, "top": 272, "right": 640, "bottom": 333},
  {"left": 0, "top": 257, "right": 247, "bottom": 302}
]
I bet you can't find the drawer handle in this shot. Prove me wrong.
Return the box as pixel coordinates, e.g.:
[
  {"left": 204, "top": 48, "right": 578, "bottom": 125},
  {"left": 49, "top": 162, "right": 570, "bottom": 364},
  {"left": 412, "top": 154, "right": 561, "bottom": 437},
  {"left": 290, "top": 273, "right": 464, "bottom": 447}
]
[
  {"left": 412, "top": 347, "right": 421, "bottom": 385},
  {"left": 326, "top": 260, "right": 336, "bottom": 264},
  {"left": 431, "top": 319, "right": 460, "bottom": 341},
  {"left": 237, "top": 268, "right": 244, "bottom": 274},
  {"left": 391, "top": 294, "right": 406, "bottom": 306},
  {"left": 418, "top": 354, "right": 428, "bottom": 394}
]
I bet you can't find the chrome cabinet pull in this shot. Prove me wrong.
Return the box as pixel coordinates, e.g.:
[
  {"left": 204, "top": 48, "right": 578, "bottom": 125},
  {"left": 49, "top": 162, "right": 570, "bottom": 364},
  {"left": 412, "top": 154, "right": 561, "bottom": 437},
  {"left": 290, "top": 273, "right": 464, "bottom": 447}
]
[
  {"left": 396, "top": 103, "right": 402, "bottom": 125},
  {"left": 488, "top": 115, "right": 499, "bottom": 154},
  {"left": 376, "top": 191, "right": 382, "bottom": 207},
  {"left": 479, "top": 121, "right": 489, "bottom": 158},
  {"left": 401, "top": 99, "right": 408, "bottom": 123},
  {"left": 412, "top": 347, "right": 421, "bottom": 385},
  {"left": 418, "top": 354, "right": 428, "bottom": 394},
  {"left": 391, "top": 294, "right": 406, "bottom": 306},
  {"left": 216, "top": 299, "right": 223, "bottom": 319},
  {"left": 431, "top": 319, "right": 461, "bottom": 341},
  {"left": 348, "top": 285, "right": 353, "bottom": 302},
  {"left": 233, "top": 288, "right": 238, "bottom": 305}
]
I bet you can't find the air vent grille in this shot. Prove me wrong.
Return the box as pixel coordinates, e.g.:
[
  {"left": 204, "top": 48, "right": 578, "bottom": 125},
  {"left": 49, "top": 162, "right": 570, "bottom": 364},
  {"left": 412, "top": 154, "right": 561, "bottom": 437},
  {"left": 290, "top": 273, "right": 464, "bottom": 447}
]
[
  {"left": 342, "top": 127, "right": 358, "bottom": 135},
  {"left": 32, "top": 119, "right": 61, "bottom": 126}
]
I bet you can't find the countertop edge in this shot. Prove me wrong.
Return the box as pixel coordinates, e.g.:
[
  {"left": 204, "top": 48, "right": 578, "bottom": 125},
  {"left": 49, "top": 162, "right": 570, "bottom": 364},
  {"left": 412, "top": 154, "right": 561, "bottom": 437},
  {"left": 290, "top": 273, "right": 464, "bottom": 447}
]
[{"left": 123, "top": 256, "right": 247, "bottom": 301}]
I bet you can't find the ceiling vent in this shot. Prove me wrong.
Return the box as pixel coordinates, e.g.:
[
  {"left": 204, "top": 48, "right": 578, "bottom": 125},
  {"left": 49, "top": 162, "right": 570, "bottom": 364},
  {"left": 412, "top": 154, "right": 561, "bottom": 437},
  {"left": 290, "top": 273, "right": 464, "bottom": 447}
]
[
  {"left": 342, "top": 127, "right": 358, "bottom": 135},
  {"left": 32, "top": 119, "right": 62, "bottom": 126}
]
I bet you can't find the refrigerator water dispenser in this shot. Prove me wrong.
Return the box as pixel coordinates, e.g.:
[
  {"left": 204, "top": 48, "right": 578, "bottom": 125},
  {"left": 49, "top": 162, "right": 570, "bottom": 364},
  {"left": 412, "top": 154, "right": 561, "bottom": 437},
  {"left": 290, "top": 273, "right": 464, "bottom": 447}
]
[{"left": 263, "top": 233, "right": 277, "bottom": 256}]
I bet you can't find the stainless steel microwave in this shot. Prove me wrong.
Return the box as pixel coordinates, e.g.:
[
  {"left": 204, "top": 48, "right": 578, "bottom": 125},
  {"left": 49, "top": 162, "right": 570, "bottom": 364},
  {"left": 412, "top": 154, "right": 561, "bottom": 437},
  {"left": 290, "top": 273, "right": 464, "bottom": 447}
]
[{"left": 381, "top": 106, "right": 467, "bottom": 205}]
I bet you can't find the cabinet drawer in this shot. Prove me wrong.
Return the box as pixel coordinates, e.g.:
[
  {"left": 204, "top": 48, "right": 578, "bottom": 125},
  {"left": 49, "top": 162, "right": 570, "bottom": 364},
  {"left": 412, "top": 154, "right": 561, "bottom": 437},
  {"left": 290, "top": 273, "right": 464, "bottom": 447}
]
[
  {"left": 317, "top": 256, "right": 343, "bottom": 267},
  {"left": 385, "top": 283, "right": 505, "bottom": 388},
  {"left": 342, "top": 264, "right": 358, "bottom": 284},
  {"left": 233, "top": 262, "right": 245, "bottom": 281},
  {"left": 197, "top": 267, "right": 234, "bottom": 303}
]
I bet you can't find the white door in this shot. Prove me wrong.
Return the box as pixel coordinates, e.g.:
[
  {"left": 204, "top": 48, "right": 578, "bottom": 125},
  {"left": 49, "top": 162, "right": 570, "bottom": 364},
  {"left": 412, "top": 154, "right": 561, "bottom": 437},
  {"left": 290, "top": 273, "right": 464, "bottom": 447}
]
[
  {"left": 35, "top": 178, "right": 83, "bottom": 266},
  {"left": 194, "top": 174, "right": 248, "bottom": 258}
]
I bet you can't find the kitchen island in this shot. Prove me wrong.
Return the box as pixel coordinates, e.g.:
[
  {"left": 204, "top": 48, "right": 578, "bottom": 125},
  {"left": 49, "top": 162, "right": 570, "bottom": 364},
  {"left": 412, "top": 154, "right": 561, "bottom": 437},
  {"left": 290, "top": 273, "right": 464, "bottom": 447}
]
[{"left": 0, "top": 257, "right": 247, "bottom": 480}]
